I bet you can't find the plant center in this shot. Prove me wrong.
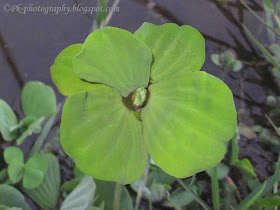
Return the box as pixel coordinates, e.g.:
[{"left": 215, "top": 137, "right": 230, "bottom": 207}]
[{"left": 132, "top": 87, "right": 147, "bottom": 108}]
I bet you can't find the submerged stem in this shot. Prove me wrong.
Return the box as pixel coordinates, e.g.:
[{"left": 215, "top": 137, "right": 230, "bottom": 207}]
[{"left": 113, "top": 182, "right": 122, "bottom": 210}]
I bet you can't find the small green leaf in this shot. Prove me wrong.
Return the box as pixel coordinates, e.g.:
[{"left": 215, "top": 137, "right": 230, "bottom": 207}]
[
  {"left": 237, "top": 181, "right": 266, "bottom": 210},
  {"left": 60, "top": 87, "right": 147, "bottom": 184},
  {"left": 0, "top": 184, "right": 30, "bottom": 210},
  {"left": 206, "top": 163, "right": 229, "bottom": 180},
  {"left": 21, "top": 81, "right": 57, "bottom": 118},
  {"left": 232, "top": 60, "right": 242, "bottom": 72},
  {"left": 141, "top": 71, "right": 236, "bottom": 177},
  {"left": 134, "top": 22, "right": 205, "bottom": 82},
  {"left": 60, "top": 176, "right": 95, "bottom": 210},
  {"left": 255, "top": 196, "right": 280, "bottom": 207},
  {"left": 51, "top": 44, "right": 100, "bottom": 96},
  {"left": 23, "top": 154, "right": 48, "bottom": 189},
  {"left": 61, "top": 178, "right": 82, "bottom": 193},
  {"left": 22, "top": 154, "right": 61, "bottom": 209},
  {"left": 4, "top": 147, "right": 24, "bottom": 164},
  {"left": 0, "top": 99, "right": 18, "bottom": 141},
  {"left": 73, "top": 27, "right": 152, "bottom": 97},
  {"left": 7, "top": 160, "right": 24, "bottom": 184},
  {"left": 211, "top": 54, "right": 221, "bottom": 66},
  {"left": 233, "top": 158, "right": 256, "bottom": 178},
  {"left": 147, "top": 182, "right": 169, "bottom": 202}
]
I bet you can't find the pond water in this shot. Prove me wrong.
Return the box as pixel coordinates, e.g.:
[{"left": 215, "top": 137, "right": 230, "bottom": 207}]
[{"left": 0, "top": 0, "right": 278, "bottom": 208}]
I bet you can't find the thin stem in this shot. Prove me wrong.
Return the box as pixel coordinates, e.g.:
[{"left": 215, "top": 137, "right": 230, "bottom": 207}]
[
  {"left": 103, "top": 0, "right": 120, "bottom": 27},
  {"left": 29, "top": 103, "right": 61, "bottom": 157},
  {"left": 210, "top": 167, "right": 220, "bottom": 210},
  {"left": 176, "top": 178, "right": 211, "bottom": 210},
  {"left": 166, "top": 192, "right": 181, "bottom": 210},
  {"left": 113, "top": 182, "right": 122, "bottom": 210},
  {"left": 135, "top": 158, "right": 150, "bottom": 210}
]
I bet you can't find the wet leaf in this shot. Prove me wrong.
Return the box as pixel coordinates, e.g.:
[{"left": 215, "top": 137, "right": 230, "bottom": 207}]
[
  {"left": 134, "top": 22, "right": 205, "bottom": 82},
  {"left": 73, "top": 27, "right": 152, "bottom": 97},
  {"left": 51, "top": 44, "right": 99, "bottom": 96},
  {"left": 21, "top": 81, "right": 57, "bottom": 118},
  {"left": 0, "top": 99, "right": 18, "bottom": 141},
  {"left": 255, "top": 196, "right": 280, "bottom": 207},
  {"left": 141, "top": 71, "right": 236, "bottom": 177},
  {"left": 61, "top": 87, "right": 147, "bottom": 184}
]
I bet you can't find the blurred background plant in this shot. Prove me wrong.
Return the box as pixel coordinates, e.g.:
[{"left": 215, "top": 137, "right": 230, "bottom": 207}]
[{"left": 1, "top": 0, "right": 280, "bottom": 209}]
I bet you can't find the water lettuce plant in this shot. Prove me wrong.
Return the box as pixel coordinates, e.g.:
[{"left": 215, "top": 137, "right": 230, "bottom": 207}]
[{"left": 51, "top": 22, "right": 237, "bottom": 184}]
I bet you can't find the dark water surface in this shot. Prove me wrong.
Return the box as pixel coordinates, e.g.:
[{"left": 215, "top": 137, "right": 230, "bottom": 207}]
[{"left": 0, "top": 0, "right": 278, "bottom": 207}]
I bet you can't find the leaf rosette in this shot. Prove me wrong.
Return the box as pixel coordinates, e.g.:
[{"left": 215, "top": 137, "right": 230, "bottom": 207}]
[{"left": 51, "top": 23, "right": 237, "bottom": 184}]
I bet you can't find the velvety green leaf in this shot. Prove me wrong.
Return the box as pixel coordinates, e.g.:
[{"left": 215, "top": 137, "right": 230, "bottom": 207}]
[
  {"left": 0, "top": 99, "right": 18, "bottom": 141},
  {"left": 51, "top": 44, "right": 99, "bottom": 96},
  {"left": 237, "top": 181, "right": 266, "bottom": 210},
  {"left": 60, "top": 176, "right": 95, "bottom": 210},
  {"left": 73, "top": 27, "right": 152, "bottom": 97},
  {"left": 0, "top": 185, "right": 30, "bottom": 210},
  {"left": 94, "top": 180, "right": 133, "bottom": 210},
  {"left": 60, "top": 87, "right": 147, "bottom": 184},
  {"left": 22, "top": 154, "right": 61, "bottom": 209},
  {"left": 7, "top": 160, "right": 24, "bottom": 184},
  {"left": 21, "top": 81, "right": 57, "bottom": 118},
  {"left": 233, "top": 158, "right": 256, "bottom": 178},
  {"left": 141, "top": 71, "right": 236, "bottom": 177},
  {"left": 16, "top": 117, "right": 45, "bottom": 145},
  {"left": 23, "top": 154, "right": 48, "bottom": 189},
  {"left": 4, "top": 147, "right": 23, "bottom": 164},
  {"left": 255, "top": 196, "right": 280, "bottom": 207},
  {"left": 134, "top": 22, "right": 205, "bottom": 82},
  {"left": 232, "top": 60, "right": 242, "bottom": 72}
]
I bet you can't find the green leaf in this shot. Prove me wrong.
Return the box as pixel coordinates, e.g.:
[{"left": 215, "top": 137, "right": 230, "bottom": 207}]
[
  {"left": 21, "top": 81, "right": 57, "bottom": 118},
  {"left": 134, "top": 22, "right": 205, "bottom": 82},
  {"left": 7, "top": 160, "right": 24, "bottom": 184},
  {"left": 94, "top": 180, "right": 133, "bottom": 210},
  {"left": 237, "top": 181, "right": 266, "bottom": 210},
  {"left": 0, "top": 184, "right": 30, "bottom": 210},
  {"left": 147, "top": 166, "right": 176, "bottom": 186},
  {"left": 206, "top": 163, "right": 229, "bottom": 180},
  {"left": 232, "top": 60, "right": 242, "bottom": 72},
  {"left": 22, "top": 154, "right": 61, "bottom": 209},
  {"left": 16, "top": 117, "right": 45, "bottom": 145},
  {"left": 141, "top": 71, "right": 236, "bottom": 177},
  {"left": 60, "top": 176, "right": 95, "bottom": 210},
  {"left": 211, "top": 54, "right": 221, "bottom": 66},
  {"left": 60, "top": 87, "right": 147, "bottom": 184},
  {"left": 23, "top": 154, "right": 48, "bottom": 189},
  {"left": 61, "top": 178, "right": 82, "bottom": 193},
  {"left": 163, "top": 187, "right": 197, "bottom": 208},
  {"left": 51, "top": 44, "right": 100, "bottom": 96},
  {"left": 0, "top": 99, "right": 18, "bottom": 141},
  {"left": 255, "top": 196, "right": 280, "bottom": 207},
  {"left": 147, "top": 182, "right": 168, "bottom": 202},
  {"left": 73, "top": 27, "right": 152, "bottom": 97},
  {"left": 4, "top": 147, "right": 24, "bottom": 164},
  {"left": 233, "top": 158, "right": 256, "bottom": 178}
]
